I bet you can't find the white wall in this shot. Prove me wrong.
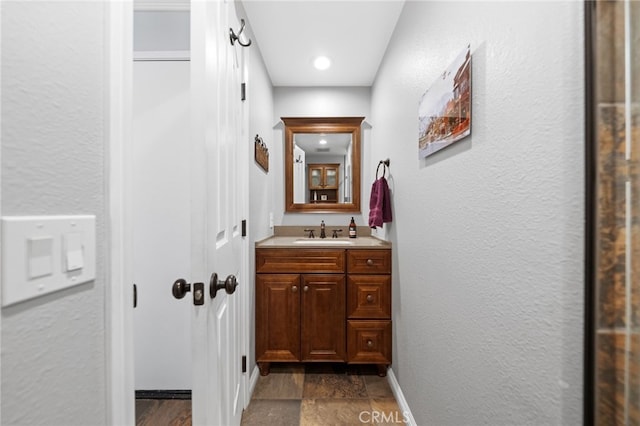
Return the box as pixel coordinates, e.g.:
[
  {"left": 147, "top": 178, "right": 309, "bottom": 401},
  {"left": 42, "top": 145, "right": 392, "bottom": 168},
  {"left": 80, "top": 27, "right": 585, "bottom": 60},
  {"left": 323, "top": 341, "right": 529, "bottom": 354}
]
[
  {"left": 132, "top": 60, "right": 192, "bottom": 390},
  {"left": 1, "top": 2, "right": 107, "bottom": 424},
  {"left": 244, "top": 13, "right": 276, "bottom": 372},
  {"left": 273, "top": 87, "right": 372, "bottom": 228},
  {"left": 370, "top": 1, "right": 584, "bottom": 425}
]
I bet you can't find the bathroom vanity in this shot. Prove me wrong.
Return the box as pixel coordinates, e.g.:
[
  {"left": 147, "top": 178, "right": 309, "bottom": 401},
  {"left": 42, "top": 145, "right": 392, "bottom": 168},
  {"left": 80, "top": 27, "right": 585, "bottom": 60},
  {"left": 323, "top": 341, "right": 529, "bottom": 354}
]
[{"left": 255, "top": 231, "right": 392, "bottom": 376}]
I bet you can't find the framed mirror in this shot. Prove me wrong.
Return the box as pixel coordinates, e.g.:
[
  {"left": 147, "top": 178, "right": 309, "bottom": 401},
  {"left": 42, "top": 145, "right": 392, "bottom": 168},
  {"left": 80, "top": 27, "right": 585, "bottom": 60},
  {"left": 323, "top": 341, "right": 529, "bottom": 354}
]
[{"left": 283, "top": 117, "right": 364, "bottom": 213}]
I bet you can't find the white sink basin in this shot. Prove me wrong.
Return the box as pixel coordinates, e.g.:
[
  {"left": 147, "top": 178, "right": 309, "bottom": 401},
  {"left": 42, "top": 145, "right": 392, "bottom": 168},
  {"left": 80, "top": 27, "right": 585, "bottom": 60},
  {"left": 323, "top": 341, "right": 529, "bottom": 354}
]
[{"left": 293, "top": 239, "right": 354, "bottom": 245}]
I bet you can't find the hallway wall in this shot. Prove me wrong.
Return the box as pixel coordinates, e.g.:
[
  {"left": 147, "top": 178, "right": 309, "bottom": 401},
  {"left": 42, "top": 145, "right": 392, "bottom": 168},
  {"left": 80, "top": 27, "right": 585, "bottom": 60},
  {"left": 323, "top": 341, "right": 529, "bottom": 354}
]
[
  {"left": 244, "top": 11, "right": 276, "bottom": 372},
  {"left": 1, "top": 2, "right": 108, "bottom": 424},
  {"left": 370, "top": 1, "right": 584, "bottom": 424}
]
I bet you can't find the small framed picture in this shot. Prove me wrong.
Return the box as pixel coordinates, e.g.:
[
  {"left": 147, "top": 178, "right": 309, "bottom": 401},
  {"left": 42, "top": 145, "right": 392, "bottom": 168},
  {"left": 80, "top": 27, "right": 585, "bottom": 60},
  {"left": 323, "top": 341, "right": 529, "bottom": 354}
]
[{"left": 320, "top": 194, "right": 328, "bottom": 201}]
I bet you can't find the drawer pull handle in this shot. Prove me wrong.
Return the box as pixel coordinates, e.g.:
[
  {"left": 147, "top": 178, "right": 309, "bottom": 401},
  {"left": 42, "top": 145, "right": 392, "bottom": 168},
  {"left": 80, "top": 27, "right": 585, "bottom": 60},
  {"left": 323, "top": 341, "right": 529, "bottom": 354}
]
[
  {"left": 367, "top": 340, "right": 374, "bottom": 348},
  {"left": 366, "top": 259, "right": 374, "bottom": 266},
  {"left": 292, "top": 285, "right": 298, "bottom": 292},
  {"left": 304, "top": 285, "right": 309, "bottom": 292},
  {"left": 366, "top": 294, "right": 374, "bottom": 303}
]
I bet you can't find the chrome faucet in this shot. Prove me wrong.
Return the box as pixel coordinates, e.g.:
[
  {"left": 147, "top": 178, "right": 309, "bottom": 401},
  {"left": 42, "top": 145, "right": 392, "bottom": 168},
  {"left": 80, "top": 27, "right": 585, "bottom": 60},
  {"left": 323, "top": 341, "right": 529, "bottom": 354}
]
[{"left": 320, "top": 220, "right": 326, "bottom": 238}]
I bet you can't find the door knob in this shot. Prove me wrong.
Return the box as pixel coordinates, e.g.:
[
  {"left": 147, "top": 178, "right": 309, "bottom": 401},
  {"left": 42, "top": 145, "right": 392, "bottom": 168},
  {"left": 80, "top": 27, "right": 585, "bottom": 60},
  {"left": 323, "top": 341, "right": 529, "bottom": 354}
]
[
  {"left": 210, "top": 273, "right": 239, "bottom": 298},
  {"left": 172, "top": 278, "right": 191, "bottom": 299}
]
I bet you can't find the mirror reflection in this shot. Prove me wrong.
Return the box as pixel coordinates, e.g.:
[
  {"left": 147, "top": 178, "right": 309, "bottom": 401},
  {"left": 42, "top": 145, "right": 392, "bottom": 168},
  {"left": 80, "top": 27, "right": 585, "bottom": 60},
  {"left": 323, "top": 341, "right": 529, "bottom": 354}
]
[
  {"left": 292, "top": 133, "right": 352, "bottom": 204},
  {"left": 283, "top": 117, "right": 363, "bottom": 213}
]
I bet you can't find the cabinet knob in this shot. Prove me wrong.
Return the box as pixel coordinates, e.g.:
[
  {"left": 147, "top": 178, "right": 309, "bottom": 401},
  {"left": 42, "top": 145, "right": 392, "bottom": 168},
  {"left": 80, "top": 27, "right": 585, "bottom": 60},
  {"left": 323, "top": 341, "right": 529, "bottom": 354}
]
[
  {"left": 366, "top": 294, "right": 374, "bottom": 303},
  {"left": 304, "top": 285, "right": 309, "bottom": 292},
  {"left": 292, "top": 285, "right": 298, "bottom": 292},
  {"left": 367, "top": 340, "right": 374, "bottom": 348},
  {"left": 366, "top": 259, "right": 374, "bottom": 266}
]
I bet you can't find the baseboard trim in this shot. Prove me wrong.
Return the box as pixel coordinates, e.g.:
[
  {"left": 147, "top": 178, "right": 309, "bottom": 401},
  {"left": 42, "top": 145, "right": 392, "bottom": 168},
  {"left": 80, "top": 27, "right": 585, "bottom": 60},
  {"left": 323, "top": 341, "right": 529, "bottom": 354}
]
[
  {"left": 386, "top": 368, "right": 417, "bottom": 426},
  {"left": 135, "top": 390, "right": 192, "bottom": 400},
  {"left": 249, "top": 365, "right": 260, "bottom": 400}
]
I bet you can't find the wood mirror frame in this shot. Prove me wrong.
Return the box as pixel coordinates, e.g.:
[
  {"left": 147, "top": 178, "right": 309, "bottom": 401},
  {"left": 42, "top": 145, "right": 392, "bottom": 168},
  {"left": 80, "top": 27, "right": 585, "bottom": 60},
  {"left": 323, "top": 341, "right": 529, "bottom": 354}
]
[{"left": 283, "top": 116, "right": 363, "bottom": 213}]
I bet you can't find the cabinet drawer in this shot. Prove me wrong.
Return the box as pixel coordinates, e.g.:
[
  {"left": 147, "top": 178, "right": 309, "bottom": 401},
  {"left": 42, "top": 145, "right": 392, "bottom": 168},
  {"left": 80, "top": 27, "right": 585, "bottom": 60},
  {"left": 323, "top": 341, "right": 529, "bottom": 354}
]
[
  {"left": 347, "top": 275, "right": 391, "bottom": 319},
  {"left": 347, "top": 320, "right": 392, "bottom": 364},
  {"left": 256, "top": 248, "right": 345, "bottom": 273},
  {"left": 347, "top": 249, "right": 391, "bottom": 274}
]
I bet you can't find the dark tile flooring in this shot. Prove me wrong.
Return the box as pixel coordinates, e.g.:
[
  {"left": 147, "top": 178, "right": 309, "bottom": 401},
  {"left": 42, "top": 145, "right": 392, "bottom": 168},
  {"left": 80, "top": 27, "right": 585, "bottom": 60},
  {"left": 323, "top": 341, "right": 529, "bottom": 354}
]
[
  {"left": 241, "top": 363, "right": 403, "bottom": 426},
  {"left": 135, "top": 363, "right": 402, "bottom": 426}
]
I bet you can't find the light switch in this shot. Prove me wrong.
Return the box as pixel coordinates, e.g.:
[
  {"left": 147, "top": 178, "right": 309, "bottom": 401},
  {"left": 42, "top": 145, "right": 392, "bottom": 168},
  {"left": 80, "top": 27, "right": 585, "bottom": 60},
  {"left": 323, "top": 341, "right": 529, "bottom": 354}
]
[
  {"left": 27, "top": 236, "right": 54, "bottom": 279},
  {"left": 64, "top": 232, "right": 84, "bottom": 271},
  {"left": 1, "top": 215, "right": 96, "bottom": 307}
]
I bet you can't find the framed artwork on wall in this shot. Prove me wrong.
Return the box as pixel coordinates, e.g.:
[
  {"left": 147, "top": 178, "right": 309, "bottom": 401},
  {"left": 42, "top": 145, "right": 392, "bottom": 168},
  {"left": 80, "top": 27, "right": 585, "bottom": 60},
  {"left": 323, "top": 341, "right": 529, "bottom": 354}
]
[{"left": 418, "top": 44, "right": 472, "bottom": 159}]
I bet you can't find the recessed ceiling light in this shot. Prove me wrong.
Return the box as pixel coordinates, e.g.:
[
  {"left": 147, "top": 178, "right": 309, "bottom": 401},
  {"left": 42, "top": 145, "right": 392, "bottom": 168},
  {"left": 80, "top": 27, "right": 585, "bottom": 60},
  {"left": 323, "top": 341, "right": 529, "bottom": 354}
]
[
  {"left": 319, "top": 139, "right": 328, "bottom": 145},
  {"left": 313, "top": 56, "right": 331, "bottom": 71}
]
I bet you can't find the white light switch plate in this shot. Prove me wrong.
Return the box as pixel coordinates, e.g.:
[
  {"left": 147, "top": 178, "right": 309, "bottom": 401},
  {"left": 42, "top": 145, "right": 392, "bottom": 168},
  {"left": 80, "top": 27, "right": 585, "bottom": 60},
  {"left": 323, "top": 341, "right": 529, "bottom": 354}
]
[{"left": 1, "top": 215, "right": 96, "bottom": 307}]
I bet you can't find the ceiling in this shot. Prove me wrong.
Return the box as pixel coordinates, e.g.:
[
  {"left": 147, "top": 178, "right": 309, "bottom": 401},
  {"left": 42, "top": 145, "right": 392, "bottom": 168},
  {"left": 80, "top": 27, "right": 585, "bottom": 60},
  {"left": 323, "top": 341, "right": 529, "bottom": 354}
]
[
  {"left": 241, "top": 1, "right": 405, "bottom": 87},
  {"left": 295, "top": 133, "right": 351, "bottom": 156}
]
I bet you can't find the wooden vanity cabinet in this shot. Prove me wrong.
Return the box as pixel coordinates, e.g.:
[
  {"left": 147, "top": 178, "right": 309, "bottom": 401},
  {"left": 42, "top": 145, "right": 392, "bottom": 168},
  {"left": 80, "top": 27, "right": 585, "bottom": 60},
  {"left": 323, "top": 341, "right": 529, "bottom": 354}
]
[{"left": 255, "top": 247, "right": 391, "bottom": 376}]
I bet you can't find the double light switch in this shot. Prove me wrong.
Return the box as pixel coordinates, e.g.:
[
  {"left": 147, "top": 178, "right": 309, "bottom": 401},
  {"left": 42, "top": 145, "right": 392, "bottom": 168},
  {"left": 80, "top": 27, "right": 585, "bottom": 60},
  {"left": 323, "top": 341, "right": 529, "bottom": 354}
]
[{"left": 1, "top": 215, "right": 96, "bottom": 307}]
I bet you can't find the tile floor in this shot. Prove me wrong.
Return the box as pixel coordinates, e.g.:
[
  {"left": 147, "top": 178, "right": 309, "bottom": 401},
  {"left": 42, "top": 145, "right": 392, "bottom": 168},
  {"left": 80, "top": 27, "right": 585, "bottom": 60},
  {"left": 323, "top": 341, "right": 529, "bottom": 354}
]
[
  {"left": 241, "top": 363, "right": 404, "bottom": 426},
  {"left": 135, "top": 363, "right": 403, "bottom": 426}
]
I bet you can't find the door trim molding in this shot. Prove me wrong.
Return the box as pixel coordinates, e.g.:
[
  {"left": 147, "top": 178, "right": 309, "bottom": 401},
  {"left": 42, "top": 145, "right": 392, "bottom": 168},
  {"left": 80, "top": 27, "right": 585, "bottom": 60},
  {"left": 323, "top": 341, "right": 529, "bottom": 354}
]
[{"left": 106, "top": 1, "right": 135, "bottom": 425}]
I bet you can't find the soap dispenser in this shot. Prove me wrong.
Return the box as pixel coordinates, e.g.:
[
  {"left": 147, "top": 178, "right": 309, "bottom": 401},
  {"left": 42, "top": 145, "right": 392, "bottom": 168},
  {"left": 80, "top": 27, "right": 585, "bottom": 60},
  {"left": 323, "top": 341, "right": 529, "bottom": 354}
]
[{"left": 349, "top": 217, "right": 357, "bottom": 238}]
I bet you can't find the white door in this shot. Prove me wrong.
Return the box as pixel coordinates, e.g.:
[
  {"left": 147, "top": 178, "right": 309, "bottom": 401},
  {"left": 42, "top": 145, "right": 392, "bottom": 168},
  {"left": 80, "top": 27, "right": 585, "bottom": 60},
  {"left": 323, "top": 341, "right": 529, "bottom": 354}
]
[
  {"left": 190, "top": 1, "right": 247, "bottom": 424},
  {"left": 131, "top": 1, "right": 246, "bottom": 424}
]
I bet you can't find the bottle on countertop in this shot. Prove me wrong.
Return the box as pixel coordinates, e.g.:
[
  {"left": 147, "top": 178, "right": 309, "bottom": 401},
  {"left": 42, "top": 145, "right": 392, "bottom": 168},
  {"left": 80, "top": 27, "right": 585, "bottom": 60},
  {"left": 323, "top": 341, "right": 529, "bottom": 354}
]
[{"left": 349, "top": 217, "right": 357, "bottom": 238}]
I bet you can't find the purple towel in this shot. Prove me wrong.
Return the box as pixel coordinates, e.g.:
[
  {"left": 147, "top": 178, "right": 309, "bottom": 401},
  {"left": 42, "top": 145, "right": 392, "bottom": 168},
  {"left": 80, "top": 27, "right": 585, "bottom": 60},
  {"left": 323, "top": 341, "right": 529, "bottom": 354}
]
[{"left": 368, "top": 176, "right": 392, "bottom": 228}]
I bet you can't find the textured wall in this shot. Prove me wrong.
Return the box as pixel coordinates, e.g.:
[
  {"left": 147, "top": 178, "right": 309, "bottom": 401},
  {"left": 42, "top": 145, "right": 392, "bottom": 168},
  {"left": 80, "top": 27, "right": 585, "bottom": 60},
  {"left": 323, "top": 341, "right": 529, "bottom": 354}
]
[
  {"left": 244, "top": 7, "right": 276, "bottom": 373},
  {"left": 1, "top": 2, "right": 107, "bottom": 424},
  {"left": 370, "top": 1, "right": 584, "bottom": 424}
]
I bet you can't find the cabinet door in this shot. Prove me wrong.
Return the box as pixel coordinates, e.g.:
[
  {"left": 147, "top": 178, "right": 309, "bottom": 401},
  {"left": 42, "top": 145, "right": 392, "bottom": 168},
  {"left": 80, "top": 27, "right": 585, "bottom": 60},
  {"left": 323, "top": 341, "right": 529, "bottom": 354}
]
[
  {"left": 301, "top": 274, "right": 346, "bottom": 362},
  {"left": 256, "top": 274, "right": 301, "bottom": 362},
  {"left": 308, "top": 166, "right": 324, "bottom": 189},
  {"left": 324, "top": 166, "right": 338, "bottom": 189}
]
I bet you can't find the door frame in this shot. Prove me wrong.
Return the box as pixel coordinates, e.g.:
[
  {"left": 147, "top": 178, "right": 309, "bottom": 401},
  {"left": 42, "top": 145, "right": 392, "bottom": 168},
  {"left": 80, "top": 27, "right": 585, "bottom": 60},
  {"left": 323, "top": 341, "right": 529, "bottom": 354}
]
[
  {"left": 106, "top": 1, "right": 251, "bottom": 423},
  {"left": 106, "top": 0, "right": 135, "bottom": 424}
]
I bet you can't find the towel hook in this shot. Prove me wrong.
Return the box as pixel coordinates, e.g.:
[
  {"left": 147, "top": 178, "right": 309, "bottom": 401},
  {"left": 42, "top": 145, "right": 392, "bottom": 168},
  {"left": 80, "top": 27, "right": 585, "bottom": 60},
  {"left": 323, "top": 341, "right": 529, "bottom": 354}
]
[{"left": 229, "top": 19, "right": 252, "bottom": 47}]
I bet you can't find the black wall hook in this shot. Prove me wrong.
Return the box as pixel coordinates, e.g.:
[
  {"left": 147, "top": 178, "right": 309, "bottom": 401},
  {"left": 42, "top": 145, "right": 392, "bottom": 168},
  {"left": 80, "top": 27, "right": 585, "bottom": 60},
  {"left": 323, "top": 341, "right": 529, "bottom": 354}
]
[{"left": 230, "top": 19, "right": 252, "bottom": 47}]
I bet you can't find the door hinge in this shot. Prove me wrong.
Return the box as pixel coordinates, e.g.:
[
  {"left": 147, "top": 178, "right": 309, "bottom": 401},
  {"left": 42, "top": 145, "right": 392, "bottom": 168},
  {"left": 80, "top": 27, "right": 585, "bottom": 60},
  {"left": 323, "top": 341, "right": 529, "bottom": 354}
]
[
  {"left": 133, "top": 283, "right": 137, "bottom": 308},
  {"left": 242, "top": 355, "right": 247, "bottom": 373},
  {"left": 241, "top": 83, "right": 246, "bottom": 101},
  {"left": 242, "top": 219, "right": 247, "bottom": 237}
]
